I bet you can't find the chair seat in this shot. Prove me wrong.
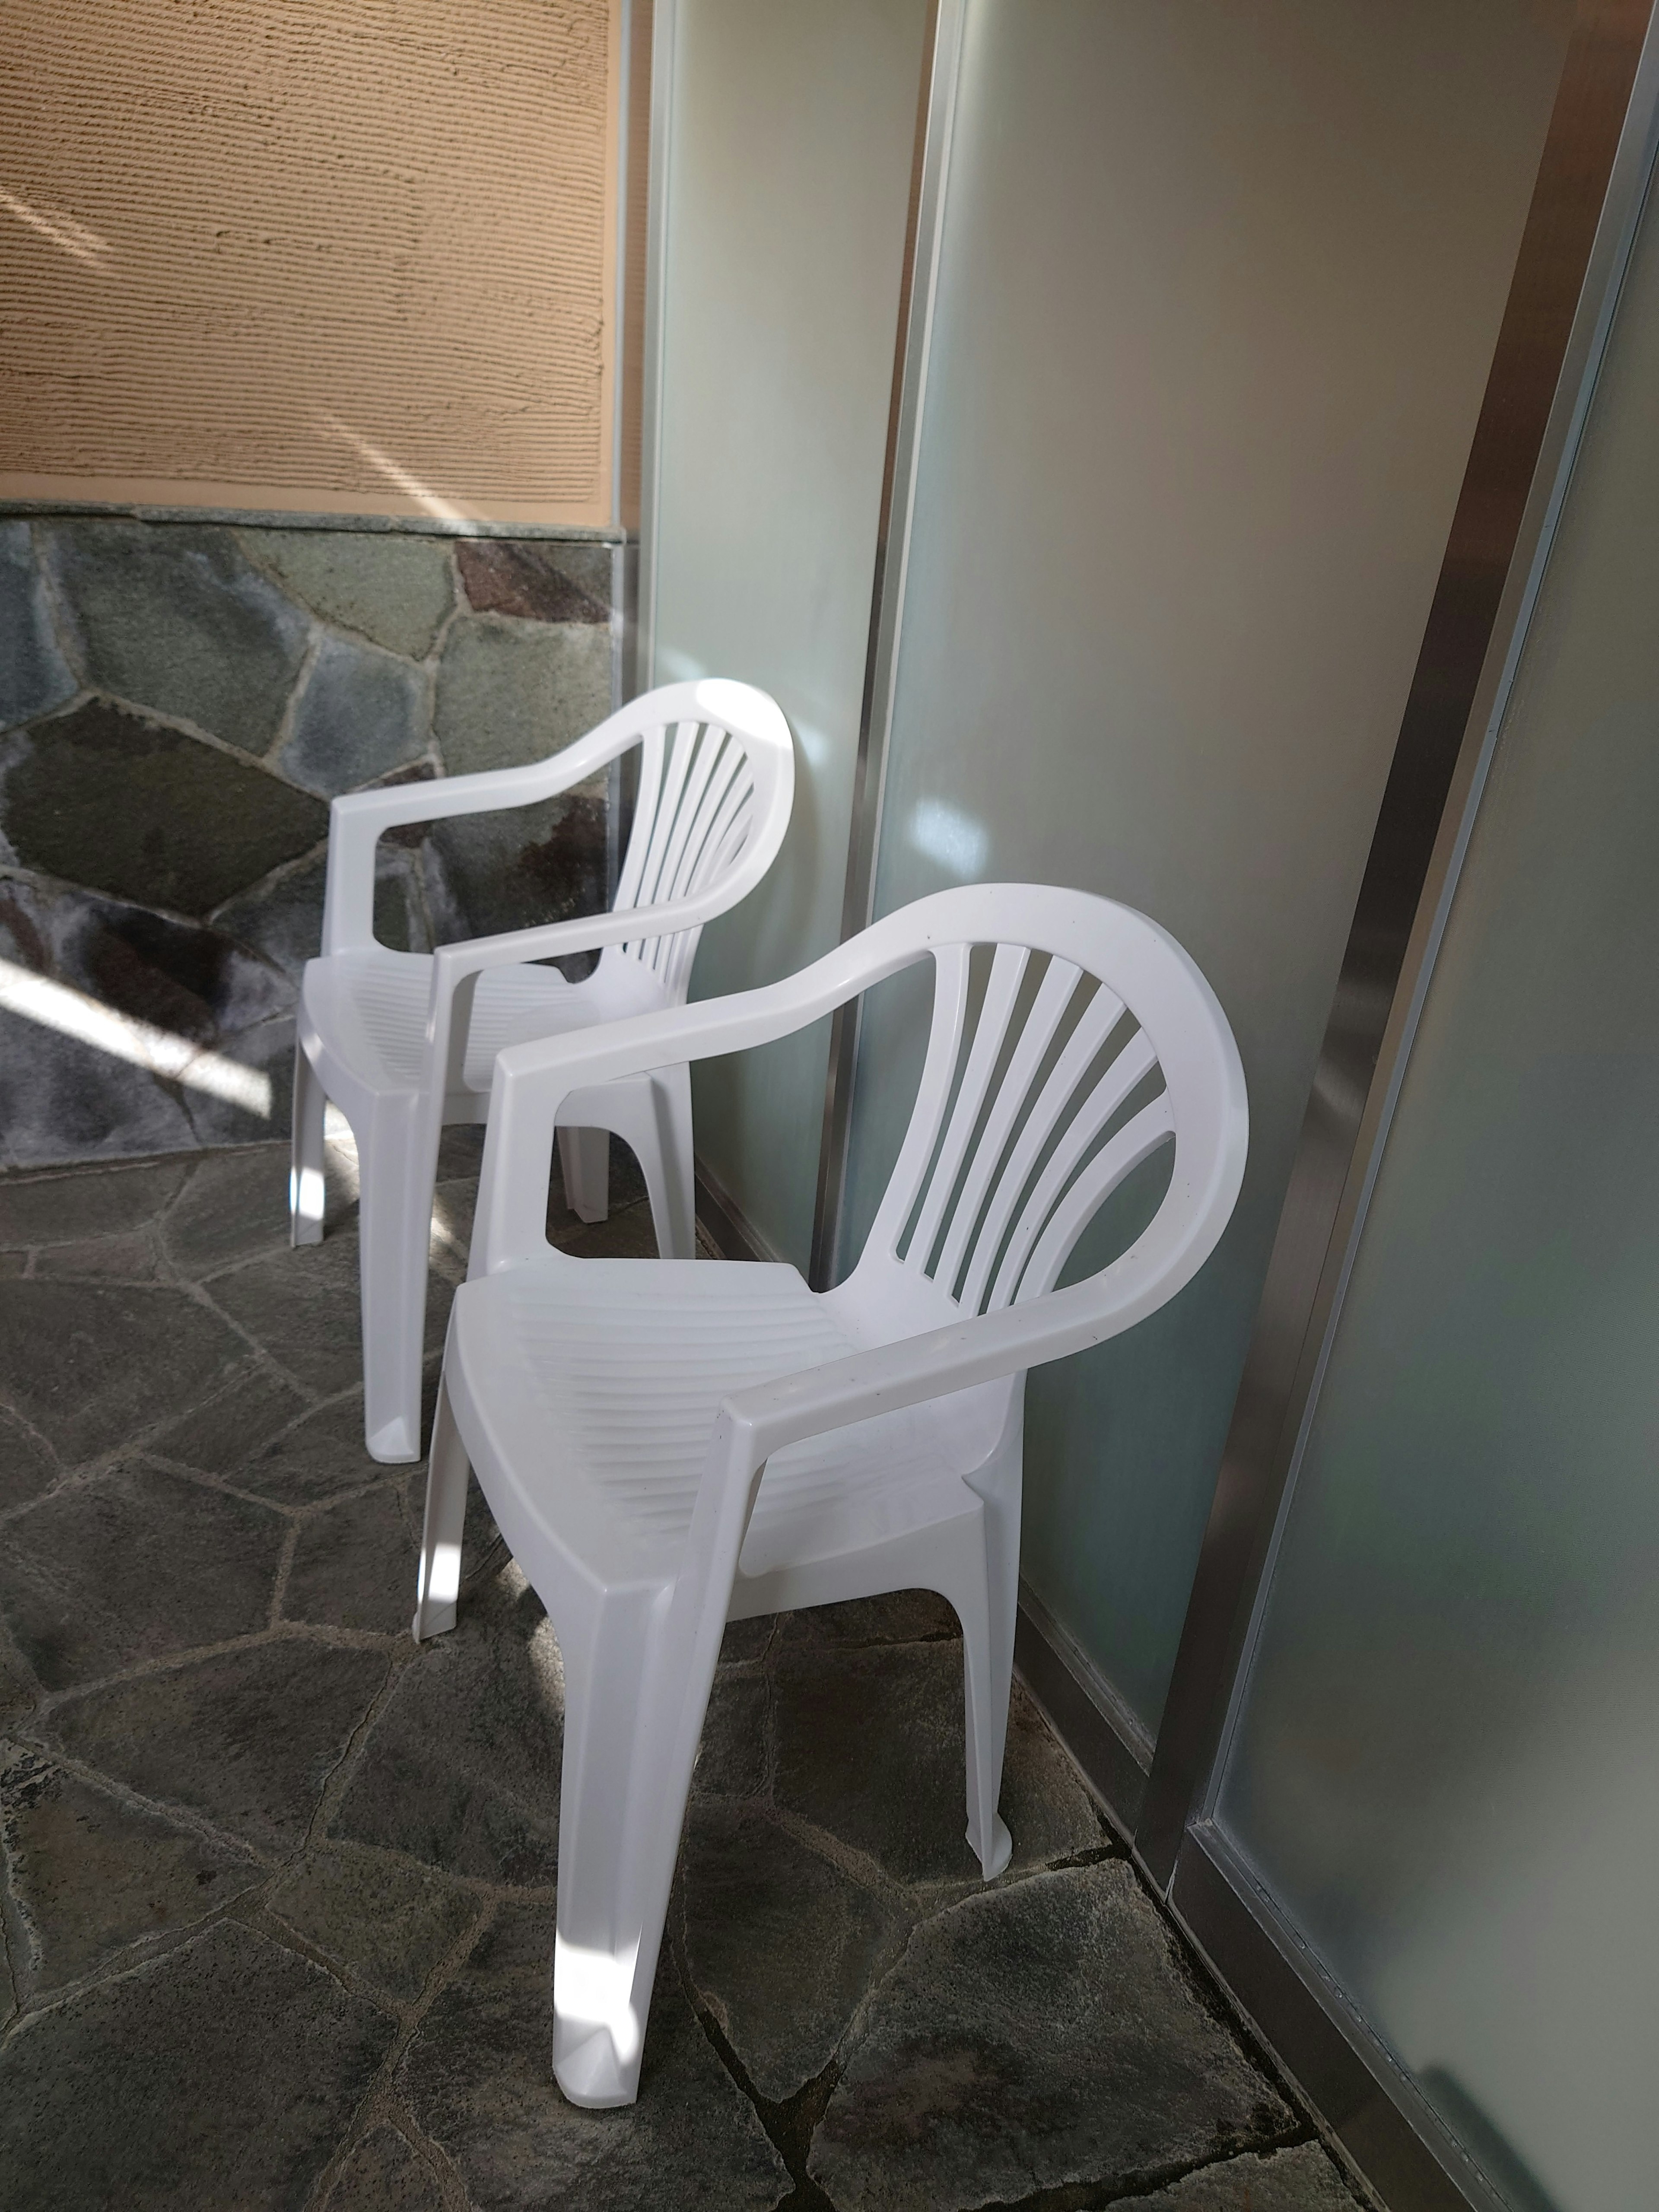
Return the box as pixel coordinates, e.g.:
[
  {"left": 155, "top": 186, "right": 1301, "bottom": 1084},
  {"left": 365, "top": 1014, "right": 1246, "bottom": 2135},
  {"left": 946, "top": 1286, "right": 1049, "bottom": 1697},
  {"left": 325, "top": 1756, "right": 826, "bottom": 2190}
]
[
  {"left": 302, "top": 948, "right": 672, "bottom": 1100},
  {"left": 447, "top": 1257, "right": 989, "bottom": 1590}
]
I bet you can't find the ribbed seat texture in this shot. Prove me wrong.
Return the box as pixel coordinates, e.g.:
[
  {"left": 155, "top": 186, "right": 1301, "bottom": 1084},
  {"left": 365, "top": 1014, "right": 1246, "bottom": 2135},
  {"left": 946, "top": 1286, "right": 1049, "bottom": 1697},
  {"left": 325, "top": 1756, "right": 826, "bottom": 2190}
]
[
  {"left": 476, "top": 1260, "right": 957, "bottom": 1554},
  {"left": 324, "top": 951, "right": 670, "bottom": 1093}
]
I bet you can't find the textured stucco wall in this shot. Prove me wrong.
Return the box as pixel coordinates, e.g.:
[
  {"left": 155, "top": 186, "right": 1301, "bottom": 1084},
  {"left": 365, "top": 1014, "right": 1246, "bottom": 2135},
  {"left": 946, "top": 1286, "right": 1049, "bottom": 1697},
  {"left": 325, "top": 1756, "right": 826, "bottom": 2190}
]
[
  {"left": 0, "top": 520, "right": 617, "bottom": 1167},
  {"left": 0, "top": 0, "right": 618, "bottom": 524}
]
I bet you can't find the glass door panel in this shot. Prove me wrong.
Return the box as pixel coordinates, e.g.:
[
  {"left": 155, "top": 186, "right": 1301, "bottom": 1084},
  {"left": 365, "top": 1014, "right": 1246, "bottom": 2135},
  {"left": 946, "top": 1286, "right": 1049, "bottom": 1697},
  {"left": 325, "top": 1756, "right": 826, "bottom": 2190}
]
[
  {"left": 1217, "top": 165, "right": 1659, "bottom": 2212},
  {"left": 839, "top": 0, "right": 1570, "bottom": 1726}
]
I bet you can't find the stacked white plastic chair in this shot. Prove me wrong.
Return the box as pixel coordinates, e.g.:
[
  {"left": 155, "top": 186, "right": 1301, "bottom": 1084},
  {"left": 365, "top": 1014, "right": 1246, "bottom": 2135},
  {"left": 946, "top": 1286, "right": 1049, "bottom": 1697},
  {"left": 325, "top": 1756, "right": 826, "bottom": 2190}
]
[
  {"left": 291, "top": 677, "right": 794, "bottom": 1462},
  {"left": 413, "top": 881, "right": 1247, "bottom": 2107}
]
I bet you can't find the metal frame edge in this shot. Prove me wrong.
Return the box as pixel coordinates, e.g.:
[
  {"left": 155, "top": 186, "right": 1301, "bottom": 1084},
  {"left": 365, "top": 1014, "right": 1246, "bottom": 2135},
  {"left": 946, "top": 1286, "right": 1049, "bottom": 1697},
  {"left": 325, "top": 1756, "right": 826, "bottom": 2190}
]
[
  {"left": 809, "top": 0, "right": 967, "bottom": 1290},
  {"left": 1137, "top": 0, "right": 1659, "bottom": 1889},
  {"left": 632, "top": 0, "right": 677, "bottom": 700}
]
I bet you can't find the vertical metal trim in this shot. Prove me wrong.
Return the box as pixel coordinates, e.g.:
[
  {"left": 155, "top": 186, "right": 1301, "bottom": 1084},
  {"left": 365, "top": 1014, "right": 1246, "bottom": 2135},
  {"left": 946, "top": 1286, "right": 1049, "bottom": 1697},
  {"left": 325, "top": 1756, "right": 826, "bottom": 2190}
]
[
  {"left": 633, "top": 0, "right": 678, "bottom": 699},
  {"left": 808, "top": 0, "right": 967, "bottom": 1292},
  {"left": 610, "top": 0, "right": 636, "bottom": 532},
  {"left": 1136, "top": 0, "right": 1659, "bottom": 1891}
]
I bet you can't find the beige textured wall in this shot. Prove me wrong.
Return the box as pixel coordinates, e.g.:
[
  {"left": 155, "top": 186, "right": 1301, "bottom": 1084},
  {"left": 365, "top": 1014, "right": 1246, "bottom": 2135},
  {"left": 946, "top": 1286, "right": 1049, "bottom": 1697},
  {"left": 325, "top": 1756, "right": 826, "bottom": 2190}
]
[{"left": 0, "top": 0, "right": 618, "bottom": 524}]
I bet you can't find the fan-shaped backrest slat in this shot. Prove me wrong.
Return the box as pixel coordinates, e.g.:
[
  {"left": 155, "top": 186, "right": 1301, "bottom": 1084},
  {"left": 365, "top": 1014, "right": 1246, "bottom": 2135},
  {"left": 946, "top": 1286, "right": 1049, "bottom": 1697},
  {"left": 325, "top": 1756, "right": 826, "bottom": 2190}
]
[
  {"left": 905, "top": 944, "right": 1030, "bottom": 1273},
  {"left": 933, "top": 955, "right": 1081, "bottom": 1297},
  {"left": 637, "top": 737, "right": 748, "bottom": 985},
  {"left": 612, "top": 725, "right": 665, "bottom": 913},
  {"left": 611, "top": 715, "right": 765, "bottom": 996},
  {"left": 864, "top": 945, "right": 973, "bottom": 1256},
  {"left": 982, "top": 1027, "right": 1160, "bottom": 1311},
  {"left": 656, "top": 777, "right": 755, "bottom": 996},
  {"left": 652, "top": 727, "right": 737, "bottom": 907},
  {"left": 1003, "top": 1094, "right": 1176, "bottom": 1307},
  {"left": 664, "top": 736, "right": 746, "bottom": 909},
  {"left": 868, "top": 935, "right": 1180, "bottom": 1319},
  {"left": 632, "top": 720, "right": 701, "bottom": 912},
  {"left": 955, "top": 975, "right": 1125, "bottom": 1313},
  {"left": 831, "top": 885, "right": 1243, "bottom": 1355}
]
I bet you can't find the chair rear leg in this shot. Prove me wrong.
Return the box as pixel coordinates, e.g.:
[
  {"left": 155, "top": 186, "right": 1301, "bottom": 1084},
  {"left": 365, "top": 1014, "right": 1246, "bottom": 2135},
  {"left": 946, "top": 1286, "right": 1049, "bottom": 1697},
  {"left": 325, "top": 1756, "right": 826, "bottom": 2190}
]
[
  {"left": 290, "top": 1045, "right": 327, "bottom": 1247},
  {"left": 941, "top": 1479, "right": 1020, "bottom": 1880},
  {"left": 641, "top": 1063, "right": 697, "bottom": 1259},
  {"left": 356, "top": 1103, "right": 429, "bottom": 1463},
  {"left": 412, "top": 1378, "right": 470, "bottom": 1640},
  {"left": 958, "top": 1555, "right": 1016, "bottom": 1880},
  {"left": 558, "top": 1126, "right": 611, "bottom": 1224}
]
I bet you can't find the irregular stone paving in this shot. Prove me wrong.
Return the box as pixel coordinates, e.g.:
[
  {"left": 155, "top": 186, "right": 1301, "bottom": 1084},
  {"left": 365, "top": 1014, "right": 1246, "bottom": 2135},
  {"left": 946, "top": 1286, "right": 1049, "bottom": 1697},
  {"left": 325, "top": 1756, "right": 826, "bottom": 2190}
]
[{"left": 0, "top": 1141, "right": 1373, "bottom": 2211}]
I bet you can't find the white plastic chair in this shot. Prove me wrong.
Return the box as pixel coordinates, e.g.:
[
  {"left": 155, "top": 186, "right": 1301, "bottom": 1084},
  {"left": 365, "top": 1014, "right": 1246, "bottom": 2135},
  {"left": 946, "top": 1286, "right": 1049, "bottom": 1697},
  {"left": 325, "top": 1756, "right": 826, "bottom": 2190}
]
[
  {"left": 413, "top": 881, "right": 1247, "bottom": 2107},
  {"left": 291, "top": 677, "right": 794, "bottom": 1462}
]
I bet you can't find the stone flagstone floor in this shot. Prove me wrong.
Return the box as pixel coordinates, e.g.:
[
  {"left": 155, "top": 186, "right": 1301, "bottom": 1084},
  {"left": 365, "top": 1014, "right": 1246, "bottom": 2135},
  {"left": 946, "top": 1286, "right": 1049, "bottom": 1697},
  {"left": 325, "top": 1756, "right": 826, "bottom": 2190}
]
[{"left": 0, "top": 1132, "right": 1373, "bottom": 2212}]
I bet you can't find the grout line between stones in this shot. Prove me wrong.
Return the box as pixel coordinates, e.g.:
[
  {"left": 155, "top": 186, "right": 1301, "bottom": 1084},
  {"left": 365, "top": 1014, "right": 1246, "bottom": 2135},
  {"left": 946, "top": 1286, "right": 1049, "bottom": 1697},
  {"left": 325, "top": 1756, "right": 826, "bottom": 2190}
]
[
  {"left": 298, "top": 1645, "right": 407, "bottom": 1856},
  {"left": 261, "top": 624, "right": 322, "bottom": 772},
  {"left": 20, "top": 1618, "right": 404, "bottom": 1729},
  {"left": 28, "top": 524, "right": 86, "bottom": 684},
  {"left": 669, "top": 1880, "right": 844, "bottom": 2212},
  {"left": 970, "top": 2120, "right": 1323, "bottom": 2212},
  {"left": 1, "top": 1735, "right": 276, "bottom": 1881},
  {"left": 269, "top": 1520, "right": 301, "bottom": 1629},
  {"left": 294, "top": 1890, "right": 500, "bottom": 2212},
  {"left": 204, "top": 831, "right": 333, "bottom": 933}
]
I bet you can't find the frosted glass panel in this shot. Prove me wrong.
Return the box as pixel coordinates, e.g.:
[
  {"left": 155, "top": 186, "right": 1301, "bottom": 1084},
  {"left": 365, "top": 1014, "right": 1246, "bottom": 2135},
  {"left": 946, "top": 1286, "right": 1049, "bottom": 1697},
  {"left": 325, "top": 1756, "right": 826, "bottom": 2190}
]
[
  {"left": 841, "top": 0, "right": 1570, "bottom": 1725},
  {"left": 650, "top": 0, "right": 926, "bottom": 1266},
  {"left": 1218, "top": 174, "right": 1659, "bottom": 2212}
]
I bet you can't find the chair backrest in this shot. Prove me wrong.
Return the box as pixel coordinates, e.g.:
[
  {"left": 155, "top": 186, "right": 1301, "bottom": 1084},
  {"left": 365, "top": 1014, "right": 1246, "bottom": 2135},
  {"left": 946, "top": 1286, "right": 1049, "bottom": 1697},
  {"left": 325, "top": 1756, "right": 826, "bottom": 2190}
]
[
  {"left": 849, "top": 885, "right": 1247, "bottom": 1330},
  {"left": 609, "top": 681, "right": 794, "bottom": 1001}
]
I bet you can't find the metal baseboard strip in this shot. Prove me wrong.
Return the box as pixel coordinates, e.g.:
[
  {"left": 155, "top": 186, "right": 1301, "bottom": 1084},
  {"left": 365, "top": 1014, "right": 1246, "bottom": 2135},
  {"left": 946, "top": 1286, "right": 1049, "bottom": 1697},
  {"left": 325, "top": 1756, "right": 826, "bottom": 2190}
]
[
  {"left": 1169, "top": 1824, "right": 1512, "bottom": 2212},
  {"left": 693, "top": 1159, "right": 781, "bottom": 1265},
  {"left": 1011, "top": 1583, "right": 1153, "bottom": 1840}
]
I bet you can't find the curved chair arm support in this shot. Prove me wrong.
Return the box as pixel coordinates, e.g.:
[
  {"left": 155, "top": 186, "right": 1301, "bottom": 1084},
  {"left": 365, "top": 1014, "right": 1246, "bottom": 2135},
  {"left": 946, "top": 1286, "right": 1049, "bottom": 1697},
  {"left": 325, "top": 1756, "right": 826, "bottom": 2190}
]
[
  {"left": 471, "top": 950, "right": 910, "bottom": 1278},
  {"left": 471, "top": 883, "right": 1246, "bottom": 1292},
  {"left": 322, "top": 675, "right": 787, "bottom": 954},
  {"left": 420, "top": 776, "right": 791, "bottom": 1148},
  {"left": 720, "top": 1241, "right": 1198, "bottom": 1464},
  {"left": 324, "top": 731, "right": 627, "bottom": 957}
]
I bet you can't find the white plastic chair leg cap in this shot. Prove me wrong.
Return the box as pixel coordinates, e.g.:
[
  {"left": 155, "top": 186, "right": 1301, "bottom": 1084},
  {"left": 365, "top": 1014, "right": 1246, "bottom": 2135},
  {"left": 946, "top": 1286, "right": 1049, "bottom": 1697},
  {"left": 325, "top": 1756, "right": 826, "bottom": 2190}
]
[
  {"left": 973, "top": 1815, "right": 1014, "bottom": 1881},
  {"left": 554, "top": 2024, "right": 641, "bottom": 2109},
  {"left": 366, "top": 1418, "right": 420, "bottom": 1465}
]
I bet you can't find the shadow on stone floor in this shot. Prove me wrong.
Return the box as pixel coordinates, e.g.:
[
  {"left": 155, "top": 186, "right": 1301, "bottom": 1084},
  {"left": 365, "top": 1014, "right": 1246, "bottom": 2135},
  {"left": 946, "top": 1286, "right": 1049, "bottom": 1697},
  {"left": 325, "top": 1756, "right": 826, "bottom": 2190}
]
[{"left": 0, "top": 1141, "right": 1369, "bottom": 2212}]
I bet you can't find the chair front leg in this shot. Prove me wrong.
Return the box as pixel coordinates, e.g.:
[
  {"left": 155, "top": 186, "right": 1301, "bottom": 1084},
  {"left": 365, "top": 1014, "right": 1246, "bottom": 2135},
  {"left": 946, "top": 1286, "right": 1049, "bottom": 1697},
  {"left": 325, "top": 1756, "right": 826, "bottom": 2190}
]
[
  {"left": 550, "top": 1582, "right": 683, "bottom": 2108},
  {"left": 412, "top": 1377, "right": 470, "bottom": 1639}
]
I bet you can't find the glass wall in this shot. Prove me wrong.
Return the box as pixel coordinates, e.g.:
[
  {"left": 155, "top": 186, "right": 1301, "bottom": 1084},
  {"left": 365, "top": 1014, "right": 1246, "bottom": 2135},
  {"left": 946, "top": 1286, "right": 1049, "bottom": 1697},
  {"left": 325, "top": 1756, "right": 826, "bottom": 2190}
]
[
  {"left": 1217, "top": 165, "right": 1659, "bottom": 2212},
  {"left": 648, "top": 0, "right": 927, "bottom": 1266},
  {"left": 839, "top": 0, "right": 1572, "bottom": 1729}
]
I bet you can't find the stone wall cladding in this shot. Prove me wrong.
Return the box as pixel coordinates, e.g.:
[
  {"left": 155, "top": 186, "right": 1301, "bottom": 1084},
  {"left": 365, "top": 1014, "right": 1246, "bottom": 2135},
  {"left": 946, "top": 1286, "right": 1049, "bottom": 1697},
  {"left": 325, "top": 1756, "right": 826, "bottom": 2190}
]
[{"left": 0, "top": 516, "right": 619, "bottom": 1170}]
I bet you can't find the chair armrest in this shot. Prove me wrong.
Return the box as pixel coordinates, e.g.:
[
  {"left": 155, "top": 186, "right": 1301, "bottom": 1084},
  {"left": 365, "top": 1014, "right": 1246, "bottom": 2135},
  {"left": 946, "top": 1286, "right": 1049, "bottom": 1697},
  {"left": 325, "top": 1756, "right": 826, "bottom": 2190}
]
[
  {"left": 420, "top": 881, "right": 795, "bottom": 1128},
  {"left": 660, "top": 1250, "right": 1190, "bottom": 1692},
  {"left": 722, "top": 1254, "right": 1187, "bottom": 1462},
  {"left": 321, "top": 723, "right": 632, "bottom": 954},
  {"left": 469, "top": 924, "right": 931, "bottom": 1275}
]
